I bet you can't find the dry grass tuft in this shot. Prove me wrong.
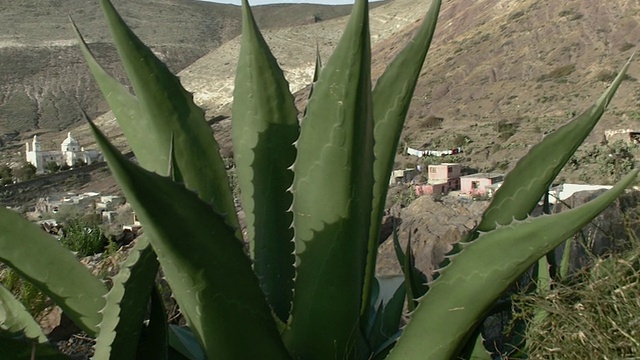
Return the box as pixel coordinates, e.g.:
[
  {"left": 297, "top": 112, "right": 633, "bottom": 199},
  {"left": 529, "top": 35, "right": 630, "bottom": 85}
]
[{"left": 515, "top": 241, "right": 640, "bottom": 359}]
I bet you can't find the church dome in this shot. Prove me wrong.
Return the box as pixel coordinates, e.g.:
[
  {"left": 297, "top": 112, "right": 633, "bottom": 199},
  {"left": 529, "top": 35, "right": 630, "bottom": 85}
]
[{"left": 61, "top": 132, "right": 79, "bottom": 147}]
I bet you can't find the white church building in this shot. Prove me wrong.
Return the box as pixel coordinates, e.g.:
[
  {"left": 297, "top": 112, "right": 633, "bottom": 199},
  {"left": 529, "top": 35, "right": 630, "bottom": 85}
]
[{"left": 25, "top": 133, "right": 103, "bottom": 173}]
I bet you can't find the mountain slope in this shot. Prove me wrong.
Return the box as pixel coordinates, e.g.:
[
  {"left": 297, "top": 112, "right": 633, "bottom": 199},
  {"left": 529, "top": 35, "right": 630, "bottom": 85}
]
[
  {"left": 3, "top": 0, "right": 640, "bottom": 207},
  {"left": 0, "top": 0, "right": 358, "bottom": 148}
]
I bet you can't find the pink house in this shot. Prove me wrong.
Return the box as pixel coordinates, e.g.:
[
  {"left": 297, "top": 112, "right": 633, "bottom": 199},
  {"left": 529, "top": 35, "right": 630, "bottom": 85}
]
[
  {"left": 460, "top": 173, "right": 504, "bottom": 197},
  {"left": 415, "top": 163, "right": 462, "bottom": 196},
  {"left": 427, "top": 163, "right": 462, "bottom": 190},
  {"left": 415, "top": 183, "right": 447, "bottom": 197}
]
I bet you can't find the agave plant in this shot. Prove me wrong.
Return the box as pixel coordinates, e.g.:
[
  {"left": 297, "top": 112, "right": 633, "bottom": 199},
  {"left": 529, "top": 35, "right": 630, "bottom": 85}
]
[{"left": 0, "top": 0, "right": 637, "bottom": 358}]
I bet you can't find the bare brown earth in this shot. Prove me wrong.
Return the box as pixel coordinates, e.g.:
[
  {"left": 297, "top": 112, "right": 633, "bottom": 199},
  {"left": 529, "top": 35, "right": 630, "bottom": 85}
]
[
  {"left": 0, "top": 0, "right": 363, "bottom": 153},
  {"left": 67, "top": 0, "right": 640, "bottom": 179}
]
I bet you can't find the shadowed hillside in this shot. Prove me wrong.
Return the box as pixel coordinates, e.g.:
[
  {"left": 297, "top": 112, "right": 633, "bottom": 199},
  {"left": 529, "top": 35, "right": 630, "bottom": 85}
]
[{"left": 0, "top": 0, "right": 361, "bottom": 147}]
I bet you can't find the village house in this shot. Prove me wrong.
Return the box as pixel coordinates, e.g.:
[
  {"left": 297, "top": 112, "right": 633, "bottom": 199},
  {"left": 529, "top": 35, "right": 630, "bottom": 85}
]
[
  {"left": 123, "top": 212, "right": 142, "bottom": 234},
  {"left": 389, "top": 168, "right": 419, "bottom": 185},
  {"left": 414, "top": 163, "right": 462, "bottom": 196},
  {"left": 547, "top": 184, "right": 613, "bottom": 205},
  {"left": 35, "top": 192, "right": 101, "bottom": 214},
  {"left": 97, "top": 195, "right": 124, "bottom": 224},
  {"left": 460, "top": 173, "right": 504, "bottom": 197},
  {"left": 25, "top": 132, "right": 102, "bottom": 173}
]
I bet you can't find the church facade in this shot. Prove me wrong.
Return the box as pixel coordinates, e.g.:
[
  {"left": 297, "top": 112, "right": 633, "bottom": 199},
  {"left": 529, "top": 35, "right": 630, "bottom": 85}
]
[{"left": 25, "top": 133, "right": 103, "bottom": 173}]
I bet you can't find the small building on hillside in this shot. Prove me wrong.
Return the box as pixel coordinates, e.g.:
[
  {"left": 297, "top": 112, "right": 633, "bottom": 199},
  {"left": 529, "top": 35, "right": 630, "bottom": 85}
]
[
  {"left": 414, "top": 163, "right": 463, "bottom": 197},
  {"left": 415, "top": 182, "right": 448, "bottom": 197},
  {"left": 427, "top": 163, "right": 462, "bottom": 190},
  {"left": 547, "top": 184, "right": 613, "bottom": 205},
  {"left": 460, "top": 173, "right": 504, "bottom": 197},
  {"left": 25, "top": 133, "right": 102, "bottom": 174},
  {"left": 34, "top": 192, "right": 101, "bottom": 214},
  {"left": 389, "top": 168, "right": 419, "bottom": 186}
]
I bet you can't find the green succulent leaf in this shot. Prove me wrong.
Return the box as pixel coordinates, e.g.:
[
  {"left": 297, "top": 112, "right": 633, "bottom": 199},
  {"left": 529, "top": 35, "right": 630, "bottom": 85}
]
[
  {"left": 0, "top": 334, "right": 69, "bottom": 360},
  {"left": 305, "top": 43, "right": 323, "bottom": 109},
  {"left": 136, "top": 287, "right": 168, "bottom": 360},
  {"left": 232, "top": 0, "right": 299, "bottom": 323},
  {"left": 467, "top": 331, "right": 492, "bottom": 360},
  {"left": 0, "top": 283, "right": 48, "bottom": 343},
  {"left": 537, "top": 253, "right": 551, "bottom": 291},
  {"left": 368, "top": 277, "right": 406, "bottom": 355},
  {"left": 367, "top": 276, "right": 381, "bottom": 325},
  {"left": 392, "top": 227, "right": 428, "bottom": 311},
  {"left": 472, "top": 54, "right": 634, "bottom": 236},
  {"left": 70, "top": 20, "right": 144, "bottom": 155},
  {"left": 168, "top": 326, "right": 205, "bottom": 360},
  {"left": 388, "top": 170, "right": 638, "bottom": 359},
  {"left": 94, "top": 236, "right": 160, "bottom": 360},
  {"left": 0, "top": 208, "right": 107, "bottom": 336},
  {"left": 88, "top": 0, "right": 238, "bottom": 230},
  {"left": 364, "top": 0, "right": 441, "bottom": 316},
  {"left": 285, "top": 0, "right": 374, "bottom": 356},
  {"left": 559, "top": 239, "right": 573, "bottom": 280},
  {"left": 402, "top": 237, "right": 427, "bottom": 311},
  {"left": 89, "top": 122, "right": 290, "bottom": 360}
]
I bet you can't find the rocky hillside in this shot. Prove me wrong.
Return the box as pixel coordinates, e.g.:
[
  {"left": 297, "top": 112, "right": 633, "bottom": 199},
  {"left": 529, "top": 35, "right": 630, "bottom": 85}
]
[
  {"left": 0, "top": 0, "right": 358, "bottom": 151},
  {"left": 3, "top": 0, "right": 640, "bottom": 206},
  {"left": 64, "top": 0, "right": 640, "bottom": 184}
]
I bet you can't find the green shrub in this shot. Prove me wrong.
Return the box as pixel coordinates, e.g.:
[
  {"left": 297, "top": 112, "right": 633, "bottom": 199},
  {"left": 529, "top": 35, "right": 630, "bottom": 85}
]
[
  {"left": 451, "top": 133, "right": 471, "bottom": 147},
  {"left": 60, "top": 219, "right": 107, "bottom": 257},
  {"left": 45, "top": 161, "right": 60, "bottom": 174},
  {"left": 0, "top": 164, "right": 13, "bottom": 185},
  {"left": 0, "top": 266, "right": 50, "bottom": 320},
  {"left": 570, "top": 141, "right": 636, "bottom": 183},
  {"left": 12, "top": 162, "right": 36, "bottom": 182}
]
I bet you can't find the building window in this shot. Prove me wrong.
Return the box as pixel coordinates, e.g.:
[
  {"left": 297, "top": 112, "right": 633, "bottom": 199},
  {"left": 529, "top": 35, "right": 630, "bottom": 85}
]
[
  {"left": 471, "top": 181, "right": 480, "bottom": 189},
  {"left": 430, "top": 167, "right": 437, "bottom": 173},
  {"left": 447, "top": 166, "right": 452, "bottom": 173}
]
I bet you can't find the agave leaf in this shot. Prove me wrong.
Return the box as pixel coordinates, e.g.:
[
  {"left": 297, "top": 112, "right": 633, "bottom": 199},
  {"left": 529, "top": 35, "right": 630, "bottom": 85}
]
[
  {"left": 136, "top": 287, "right": 168, "bottom": 360},
  {"left": 559, "top": 239, "right": 573, "bottom": 280},
  {"left": 467, "top": 332, "right": 492, "bottom": 360},
  {"left": 70, "top": 21, "right": 145, "bottom": 156},
  {"left": 285, "top": 0, "right": 374, "bottom": 356},
  {"left": 0, "top": 209, "right": 106, "bottom": 336},
  {"left": 363, "top": 276, "right": 382, "bottom": 339},
  {"left": 94, "top": 0, "right": 238, "bottom": 230},
  {"left": 388, "top": 170, "right": 638, "bottom": 359},
  {"left": 308, "top": 43, "right": 323, "bottom": 102},
  {"left": 363, "top": 0, "right": 442, "bottom": 316},
  {"left": 368, "top": 277, "right": 406, "bottom": 355},
  {"left": 0, "top": 334, "right": 69, "bottom": 359},
  {"left": 402, "top": 238, "right": 426, "bottom": 311},
  {"left": 168, "top": 326, "right": 205, "bottom": 360},
  {"left": 392, "top": 227, "right": 427, "bottom": 311},
  {"left": 471, "top": 54, "right": 634, "bottom": 236},
  {"left": 537, "top": 254, "right": 551, "bottom": 291},
  {"left": 89, "top": 122, "right": 290, "bottom": 359},
  {"left": 0, "top": 283, "right": 48, "bottom": 343},
  {"left": 232, "top": 0, "right": 298, "bottom": 322},
  {"left": 94, "top": 236, "right": 159, "bottom": 360}
]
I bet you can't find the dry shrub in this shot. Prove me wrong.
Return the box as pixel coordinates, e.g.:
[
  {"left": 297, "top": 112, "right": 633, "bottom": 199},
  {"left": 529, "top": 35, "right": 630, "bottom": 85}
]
[
  {"left": 420, "top": 115, "right": 444, "bottom": 129},
  {"left": 537, "top": 64, "right": 576, "bottom": 82},
  {"left": 515, "top": 242, "right": 640, "bottom": 359}
]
